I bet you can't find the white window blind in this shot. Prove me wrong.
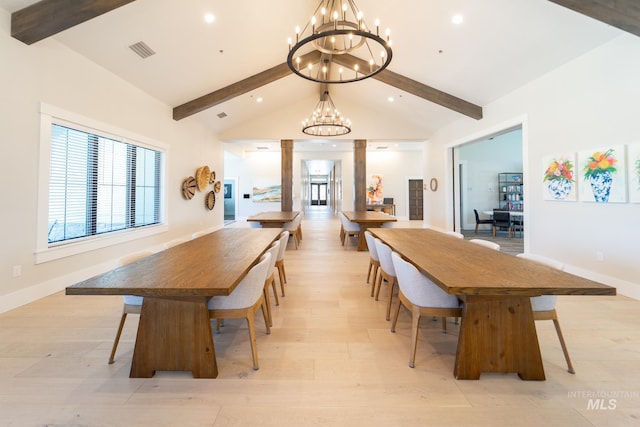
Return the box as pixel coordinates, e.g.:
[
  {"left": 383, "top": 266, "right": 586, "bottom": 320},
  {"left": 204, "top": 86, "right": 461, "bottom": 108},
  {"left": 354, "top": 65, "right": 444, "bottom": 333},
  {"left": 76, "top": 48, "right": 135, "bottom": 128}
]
[{"left": 48, "top": 124, "right": 161, "bottom": 245}]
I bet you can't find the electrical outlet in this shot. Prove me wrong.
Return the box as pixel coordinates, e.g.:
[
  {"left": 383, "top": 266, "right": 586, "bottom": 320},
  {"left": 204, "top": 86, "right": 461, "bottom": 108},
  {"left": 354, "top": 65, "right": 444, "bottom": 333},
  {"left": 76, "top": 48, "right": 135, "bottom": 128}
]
[
  {"left": 12, "top": 265, "right": 22, "bottom": 277},
  {"left": 596, "top": 251, "right": 604, "bottom": 262}
]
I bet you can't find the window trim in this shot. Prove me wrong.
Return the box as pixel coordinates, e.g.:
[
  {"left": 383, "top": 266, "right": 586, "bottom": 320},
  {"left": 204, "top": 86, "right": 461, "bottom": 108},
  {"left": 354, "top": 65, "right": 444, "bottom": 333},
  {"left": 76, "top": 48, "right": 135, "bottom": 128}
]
[{"left": 36, "top": 103, "right": 168, "bottom": 264}]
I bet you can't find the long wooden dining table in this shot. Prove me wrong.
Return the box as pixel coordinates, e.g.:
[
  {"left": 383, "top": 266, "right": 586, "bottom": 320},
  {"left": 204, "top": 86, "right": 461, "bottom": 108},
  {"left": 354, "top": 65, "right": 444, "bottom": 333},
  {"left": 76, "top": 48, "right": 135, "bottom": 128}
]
[
  {"left": 66, "top": 228, "right": 281, "bottom": 378},
  {"left": 369, "top": 228, "right": 616, "bottom": 380},
  {"left": 342, "top": 211, "right": 397, "bottom": 251}
]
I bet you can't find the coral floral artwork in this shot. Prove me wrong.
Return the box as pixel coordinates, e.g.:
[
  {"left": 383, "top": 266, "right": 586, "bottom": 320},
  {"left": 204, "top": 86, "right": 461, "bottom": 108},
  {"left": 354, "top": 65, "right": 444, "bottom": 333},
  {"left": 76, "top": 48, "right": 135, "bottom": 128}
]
[
  {"left": 542, "top": 154, "right": 576, "bottom": 201},
  {"left": 578, "top": 146, "right": 626, "bottom": 203},
  {"left": 367, "top": 175, "right": 383, "bottom": 203}
]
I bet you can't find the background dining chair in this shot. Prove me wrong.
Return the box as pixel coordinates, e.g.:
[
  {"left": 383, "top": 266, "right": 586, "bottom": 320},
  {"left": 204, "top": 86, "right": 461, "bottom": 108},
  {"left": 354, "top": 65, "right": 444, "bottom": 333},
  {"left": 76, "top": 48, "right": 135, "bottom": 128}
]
[
  {"left": 469, "top": 239, "right": 501, "bottom": 251},
  {"left": 262, "top": 241, "right": 281, "bottom": 327},
  {"left": 191, "top": 230, "right": 209, "bottom": 239},
  {"left": 339, "top": 212, "right": 360, "bottom": 249},
  {"left": 390, "top": 252, "right": 463, "bottom": 368},
  {"left": 473, "top": 209, "right": 493, "bottom": 234},
  {"left": 364, "top": 231, "right": 380, "bottom": 296},
  {"left": 108, "top": 250, "right": 153, "bottom": 364},
  {"left": 162, "top": 237, "right": 188, "bottom": 250},
  {"left": 517, "top": 253, "right": 575, "bottom": 374},
  {"left": 373, "top": 238, "right": 397, "bottom": 321},
  {"left": 248, "top": 221, "right": 263, "bottom": 228},
  {"left": 283, "top": 215, "right": 301, "bottom": 249},
  {"left": 492, "top": 209, "right": 513, "bottom": 237},
  {"left": 275, "top": 231, "right": 289, "bottom": 297},
  {"left": 208, "top": 253, "right": 272, "bottom": 370}
]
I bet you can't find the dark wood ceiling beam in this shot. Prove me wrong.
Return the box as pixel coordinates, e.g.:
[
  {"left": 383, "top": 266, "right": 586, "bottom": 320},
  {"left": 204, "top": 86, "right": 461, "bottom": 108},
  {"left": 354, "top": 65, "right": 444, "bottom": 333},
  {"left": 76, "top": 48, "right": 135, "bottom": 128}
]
[
  {"left": 173, "top": 51, "right": 321, "bottom": 121},
  {"left": 548, "top": 0, "right": 640, "bottom": 38},
  {"left": 11, "top": 0, "right": 136, "bottom": 45},
  {"left": 332, "top": 54, "right": 483, "bottom": 120}
]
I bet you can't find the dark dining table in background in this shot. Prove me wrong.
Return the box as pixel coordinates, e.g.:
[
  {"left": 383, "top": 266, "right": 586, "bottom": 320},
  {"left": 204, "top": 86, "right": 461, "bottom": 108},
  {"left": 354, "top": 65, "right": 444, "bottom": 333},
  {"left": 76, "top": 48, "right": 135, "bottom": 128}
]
[{"left": 66, "top": 228, "right": 281, "bottom": 378}]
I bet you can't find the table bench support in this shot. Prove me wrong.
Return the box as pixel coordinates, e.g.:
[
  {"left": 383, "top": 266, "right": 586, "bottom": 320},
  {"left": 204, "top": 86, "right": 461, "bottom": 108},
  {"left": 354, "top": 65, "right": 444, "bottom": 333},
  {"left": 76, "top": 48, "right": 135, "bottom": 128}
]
[
  {"left": 454, "top": 295, "right": 545, "bottom": 380},
  {"left": 130, "top": 296, "right": 218, "bottom": 378}
]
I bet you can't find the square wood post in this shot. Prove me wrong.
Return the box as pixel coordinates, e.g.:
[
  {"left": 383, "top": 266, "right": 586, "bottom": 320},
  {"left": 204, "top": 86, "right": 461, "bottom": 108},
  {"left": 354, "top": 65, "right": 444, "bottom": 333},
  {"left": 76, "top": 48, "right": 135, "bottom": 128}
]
[
  {"left": 354, "top": 139, "right": 367, "bottom": 212},
  {"left": 281, "top": 139, "right": 293, "bottom": 211}
]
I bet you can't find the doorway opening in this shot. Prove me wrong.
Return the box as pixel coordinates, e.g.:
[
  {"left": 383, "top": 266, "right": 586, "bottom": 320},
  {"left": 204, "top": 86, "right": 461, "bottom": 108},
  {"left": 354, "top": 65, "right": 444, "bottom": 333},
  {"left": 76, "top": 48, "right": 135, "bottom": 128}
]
[{"left": 451, "top": 126, "right": 523, "bottom": 235}]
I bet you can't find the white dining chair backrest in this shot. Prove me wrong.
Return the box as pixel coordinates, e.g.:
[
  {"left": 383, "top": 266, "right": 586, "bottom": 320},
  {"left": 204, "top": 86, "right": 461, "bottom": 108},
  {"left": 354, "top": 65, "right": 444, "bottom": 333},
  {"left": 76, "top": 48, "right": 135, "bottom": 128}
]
[
  {"left": 374, "top": 238, "right": 395, "bottom": 276},
  {"left": 381, "top": 220, "right": 394, "bottom": 228},
  {"left": 162, "top": 238, "right": 187, "bottom": 250},
  {"left": 469, "top": 239, "right": 500, "bottom": 251},
  {"left": 208, "top": 253, "right": 271, "bottom": 310},
  {"left": 264, "top": 240, "right": 280, "bottom": 278},
  {"left": 517, "top": 253, "right": 565, "bottom": 311},
  {"left": 340, "top": 212, "right": 360, "bottom": 232},
  {"left": 444, "top": 231, "right": 464, "bottom": 239},
  {"left": 391, "top": 252, "right": 460, "bottom": 308},
  {"left": 276, "top": 231, "right": 289, "bottom": 261},
  {"left": 283, "top": 215, "right": 299, "bottom": 232},
  {"left": 191, "top": 230, "right": 209, "bottom": 239},
  {"left": 364, "top": 231, "right": 379, "bottom": 262}
]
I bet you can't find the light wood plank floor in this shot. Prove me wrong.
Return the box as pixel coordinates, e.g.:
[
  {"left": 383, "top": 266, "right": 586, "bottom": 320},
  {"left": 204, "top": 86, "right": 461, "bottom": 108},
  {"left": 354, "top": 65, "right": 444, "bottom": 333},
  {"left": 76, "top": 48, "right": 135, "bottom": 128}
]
[{"left": 1, "top": 210, "right": 638, "bottom": 426}]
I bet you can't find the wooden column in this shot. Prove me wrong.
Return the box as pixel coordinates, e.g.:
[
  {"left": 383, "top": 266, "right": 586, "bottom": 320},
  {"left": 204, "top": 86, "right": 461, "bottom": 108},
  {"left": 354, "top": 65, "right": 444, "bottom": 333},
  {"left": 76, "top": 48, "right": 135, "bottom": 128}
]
[
  {"left": 281, "top": 139, "right": 293, "bottom": 211},
  {"left": 354, "top": 139, "right": 367, "bottom": 212}
]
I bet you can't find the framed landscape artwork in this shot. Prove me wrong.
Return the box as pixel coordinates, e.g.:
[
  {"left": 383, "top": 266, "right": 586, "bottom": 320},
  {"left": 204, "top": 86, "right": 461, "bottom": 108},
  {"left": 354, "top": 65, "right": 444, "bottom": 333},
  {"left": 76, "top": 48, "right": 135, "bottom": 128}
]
[{"left": 252, "top": 184, "right": 281, "bottom": 202}]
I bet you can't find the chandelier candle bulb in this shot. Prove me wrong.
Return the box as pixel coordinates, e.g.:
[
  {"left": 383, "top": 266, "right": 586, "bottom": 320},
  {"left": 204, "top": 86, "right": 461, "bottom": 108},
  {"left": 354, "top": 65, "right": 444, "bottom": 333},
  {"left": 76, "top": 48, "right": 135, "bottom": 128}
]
[{"left": 287, "top": 0, "right": 392, "bottom": 83}]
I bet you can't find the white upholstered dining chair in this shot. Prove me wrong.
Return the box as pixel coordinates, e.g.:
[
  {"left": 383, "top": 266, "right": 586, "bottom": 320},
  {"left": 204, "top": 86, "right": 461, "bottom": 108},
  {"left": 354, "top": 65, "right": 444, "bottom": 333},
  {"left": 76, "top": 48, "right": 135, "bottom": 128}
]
[
  {"left": 364, "top": 231, "right": 380, "bottom": 296},
  {"left": 283, "top": 215, "right": 301, "bottom": 249},
  {"left": 262, "top": 241, "right": 281, "bottom": 327},
  {"left": 108, "top": 250, "right": 153, "bottom": 364},
  {"left": 373, "top": 238, "right": 397, "bottom": 321},
  {"left": 275, "top": 231, "right": 289, "bottom": 297},
  {"left": 339, "top": 212, "right": 360, "bottom": 249},
  {"left": 391, "top": 252, "right": 463, "bottom": 368},
  {"left": 469, "top": 238, "right": 500, "bottom": 251},
  {"left": 208, "top": 253, "right": 272, "bottom": 370},
  {"left": 517, "top": 253, "right": 575, "bottom": 374}
]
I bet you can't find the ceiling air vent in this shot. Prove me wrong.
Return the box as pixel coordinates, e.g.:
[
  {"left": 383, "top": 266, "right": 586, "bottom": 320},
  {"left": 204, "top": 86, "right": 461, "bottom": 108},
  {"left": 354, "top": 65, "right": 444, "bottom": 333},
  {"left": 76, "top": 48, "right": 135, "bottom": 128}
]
[
  {"left": 376, "top": 146, "right": 388, "bottom": 150},
  {"left": 217, "top": 112, "right": 228, "bottom": 119},
  {"left": 257, "top": 146, "right": 269, "bottom": 150},
  {"left": 129, "top": 41, "right": 155, "bottom": 59}
]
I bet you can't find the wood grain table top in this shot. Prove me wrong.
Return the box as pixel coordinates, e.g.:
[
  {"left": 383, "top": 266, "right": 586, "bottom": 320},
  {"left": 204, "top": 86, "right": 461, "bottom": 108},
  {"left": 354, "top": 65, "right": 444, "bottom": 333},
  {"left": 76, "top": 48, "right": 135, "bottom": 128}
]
[
  {"left": 369, "top": 228, "right": 615, "bottom": 297},
  {"left": 342, "top": 211, "right": 397, "bottom": 223},
  {"left": 247, "top": 211, "right": 300, "bottom": 223},
  {"left": 66, "top": 228, "right": 281, "bottom": 298}
]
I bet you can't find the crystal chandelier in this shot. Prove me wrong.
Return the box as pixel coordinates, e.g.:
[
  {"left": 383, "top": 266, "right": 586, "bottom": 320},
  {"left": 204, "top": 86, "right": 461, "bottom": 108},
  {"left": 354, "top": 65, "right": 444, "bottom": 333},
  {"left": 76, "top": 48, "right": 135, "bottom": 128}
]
[
  {"left": 302, "top": 91, "right": 351, "bottom": 136},
  {"left": 287, "top": 0, "right": 393, "bottom": 84}
]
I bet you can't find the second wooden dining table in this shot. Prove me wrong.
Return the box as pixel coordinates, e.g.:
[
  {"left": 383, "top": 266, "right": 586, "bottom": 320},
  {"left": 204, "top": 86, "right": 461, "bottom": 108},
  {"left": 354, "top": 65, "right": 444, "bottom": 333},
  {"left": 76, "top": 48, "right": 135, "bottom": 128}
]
[
  {"left": 369, "top": 228, "right": 615, "bottom": 380},
  {"left": 66, "top": 228, "right": 281, "bottom": 379},
  {"left": 246, "top": 211, "right": 300, "bottom": 228}
]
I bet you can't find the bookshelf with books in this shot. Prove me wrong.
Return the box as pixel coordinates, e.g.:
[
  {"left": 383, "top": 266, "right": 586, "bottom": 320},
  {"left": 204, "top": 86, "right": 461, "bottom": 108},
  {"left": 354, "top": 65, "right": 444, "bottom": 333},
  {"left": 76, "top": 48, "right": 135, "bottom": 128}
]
[{"left": 498, "top": 173, "right": 523, "bottom": 211}]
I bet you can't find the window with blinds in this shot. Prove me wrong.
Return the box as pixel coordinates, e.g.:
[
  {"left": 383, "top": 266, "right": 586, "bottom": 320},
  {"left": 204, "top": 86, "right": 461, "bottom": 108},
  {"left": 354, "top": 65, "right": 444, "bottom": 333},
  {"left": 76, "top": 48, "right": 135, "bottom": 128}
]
[{"left": 48, "top": 123, "right": 162, "bottom": 245}]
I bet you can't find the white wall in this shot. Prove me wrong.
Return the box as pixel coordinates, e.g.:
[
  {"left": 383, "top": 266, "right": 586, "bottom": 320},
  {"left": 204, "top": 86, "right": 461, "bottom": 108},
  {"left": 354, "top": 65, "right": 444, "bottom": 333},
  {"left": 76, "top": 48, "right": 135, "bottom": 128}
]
[
  {"left": 367, "top": 149, "right": 423, "bottom": 218},
  {"left": 224, "top": 150, "right": 282, "bottom": 218},
  {"left": 424, "top": 34, "right": 640, "bottom": 299},
  {"left": 0, "top": 10, "right": 223, "bottom": 312}
]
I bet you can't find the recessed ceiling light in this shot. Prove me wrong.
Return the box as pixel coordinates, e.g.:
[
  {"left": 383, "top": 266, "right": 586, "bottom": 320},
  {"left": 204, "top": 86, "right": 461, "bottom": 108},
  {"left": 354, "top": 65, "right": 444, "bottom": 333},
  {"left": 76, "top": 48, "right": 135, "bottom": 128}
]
[
  {"left": 388, "top": 96, "right": 394, "bottom": 102},
  {"left": 256, "top": 97, "right": 263, "bottom": 103},
  {"left": 452, "top": 14, "right": 464, "bottom": 25},
  {"left": 204, "top": 13, "right": 215, "bottom": 24}
]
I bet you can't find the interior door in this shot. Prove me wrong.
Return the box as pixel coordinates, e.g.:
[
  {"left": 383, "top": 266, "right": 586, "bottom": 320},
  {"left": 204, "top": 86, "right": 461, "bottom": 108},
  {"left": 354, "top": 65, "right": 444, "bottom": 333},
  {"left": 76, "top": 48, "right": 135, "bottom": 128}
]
[
  {"left": 310, "top": 183, "right": 327, "bottom": 206},
  {"left": 408, "top": 179, "right": 423, "bottom": 220}
]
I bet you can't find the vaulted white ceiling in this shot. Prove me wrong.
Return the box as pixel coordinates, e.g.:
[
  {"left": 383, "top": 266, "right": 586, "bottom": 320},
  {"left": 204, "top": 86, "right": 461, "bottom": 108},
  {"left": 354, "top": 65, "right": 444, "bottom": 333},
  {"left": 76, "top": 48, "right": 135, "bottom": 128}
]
[{"left": 0, "top": 0, "right": 623, "bottom": 147}]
